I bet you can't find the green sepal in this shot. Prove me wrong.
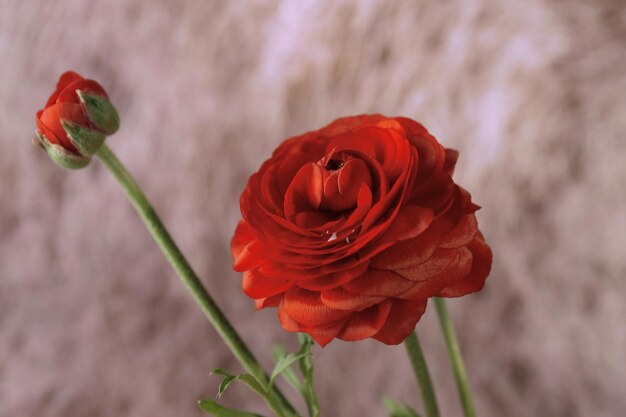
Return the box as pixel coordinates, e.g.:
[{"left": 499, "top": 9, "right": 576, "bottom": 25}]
[
  {"left": 383, "top": 397, "right": 423, "bottom": 417},
  {"left": 197, "top": 399, "right": 266, "bottom": 417},
  {"left": 36, "top": 130, "right": 91, "bottom": 169},
  {"left": 77, "top": 90, "right": 120, "bottom": 135},
  {"left": 62, "top": 120, "right": 106, "bottom": 156}
]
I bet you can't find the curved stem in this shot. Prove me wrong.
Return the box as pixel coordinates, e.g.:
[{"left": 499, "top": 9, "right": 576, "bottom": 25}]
[
  {"left": 96, "top": 145, "right": 298, "bottom": 417},
  {"left": 434, "top": 298, "right": 476, "bottom": 417},
  {"left": 404, "top": 331, "right": 440, "bottom": 417}
]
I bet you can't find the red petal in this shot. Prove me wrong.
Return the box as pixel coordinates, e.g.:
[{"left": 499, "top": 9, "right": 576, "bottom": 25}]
[
  {"left": 258, "top": 162, "right": 285, "bottom": 214},
  {"left": 231, "top": 221, "right": 266, "bottom": 271},
  {"left": 277, "top": 306, "right": 345, "bottom": 347},
  {"left": 36, "top": 110, "right": 62, "bottom": 147},
  {"left": 338, "top": 183, "right": 373, "bottom": 232},
  {"left": 242, "top": 270, "right": 292, "bottom": 299},
  {"left": 58, "top": 79, "right": 108, "bottom": 103},
  {"left": 377, "top": 205, "right": 434, "bottom": 244},
  {"left": 321, "top": 158, "right": 372, "bottom": 212},
  {"left": 402, "top": 124, "right": 445, "bottom": 197},
  {"left": 397, "top": 246, "right": 473, "bottom": 300},
  {"left": 278, "top": 306, "right": 302, "bottom": 331},
  {"left": 439, "top": 213, "right": 478, "bottom": 249},
  {"left": 293, "top": 210, "right": 343, "bottom": 230},
  {"left": 233, "top": 243, "right": 266, "bottom": 271},
  {"left": 320, "top": 286, "right": 385, "bottom": 311},
  {"left": 276, "top": 151, "right": 320, "bottom": 196},
  {"left": 318, "top": 114, "right": 387, "bottom": 137},
  {"left": 343, "top": 269, "right": 415, "bottom": 297},
  {"left": 255, "top": 294, "right": 282, "bottom": 309},
  {"left": 305, "top": 321, "right": 346, "bottom": 347},
  {"left": 437, "top": 235, "right": 492, "bottom": 297},
  {"left": 443, "top": 148, "right": 459, "bottom": 176},
  {"left": 39, "top": 103, "right": 87, "bottom": 153},
  {"left": 372, "top": 299, "right": 427, "bottom": 345},
  {"left": 338, "top": 158, "right": 372, "bottom": 196},
  {"left": 394, "top": 247, "right": 459, "bottom": 281},
  {"left": 231, "top": 221, "right": 254, "bottom": 253},
  {"left": 370, "top": 218, "right": 448, "bottom": 269},
  {"left": 337, "top": 300, "right": 392, "bottom": 341},
  {"left": 298, "top": 261, "right": 370, "bottom": 291},
  {"left": 281, "top": 288, "right": 352, "bottom": 326},
  {"left": 45, "top": 71, "right": 84, "bottom": 107},
  {"left": 284, "top": 162, "right": 324, "bottom": 221}
]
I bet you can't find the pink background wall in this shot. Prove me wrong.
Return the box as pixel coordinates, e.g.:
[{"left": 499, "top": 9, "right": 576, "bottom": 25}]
[{"left": 1, "top": 1, "right": 625, "bottom": 416}]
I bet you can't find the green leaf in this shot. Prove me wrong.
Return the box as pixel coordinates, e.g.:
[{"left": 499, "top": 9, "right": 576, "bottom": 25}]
[
  {"left": 383, "top": 397, "right": 423, "bottom": 417},
  {"left": 197, "top": 399, "right": 266, "bottom": 417},
  {"left": 236, "top": 373, "right": 267, "bottom": 397},
  {"left": 210, "top": 368, "right": 267, "bottom": 398},
  {"left": 218, "top": 375, "right": 237, "bottom": 397},
  {"left": 211, "top": 368, "right": 234, "bottom": 377},
  {"left": 271, "top": 345, "right": 303, "bottom": 393},
  {"left": 210, "top": 369, "right": 237, "bottom": 397},
  {"left": 269, "top": 352, "right": 306, "bottom": 389}
]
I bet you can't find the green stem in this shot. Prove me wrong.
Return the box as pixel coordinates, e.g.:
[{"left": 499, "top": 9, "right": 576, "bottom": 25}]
[
  {"left": 434, "top": 298, "right": 476, "bottom": 417},
  {"left": 404, "top": 331, "right": 440, "bottom": 417},
  {"left": 96, "top": 145, "right": 298, "bottom": 417}
]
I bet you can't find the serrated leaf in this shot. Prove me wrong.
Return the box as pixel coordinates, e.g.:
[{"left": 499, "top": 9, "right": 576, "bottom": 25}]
[
  {"left": 383, "top": 397, "right": 422, "bottom": 417},
  {"left": 197, "top": 399, "right": 266, "bottom": 417},
  {"left": 269, "top": 353, "right": 306, "bottom": 389}
]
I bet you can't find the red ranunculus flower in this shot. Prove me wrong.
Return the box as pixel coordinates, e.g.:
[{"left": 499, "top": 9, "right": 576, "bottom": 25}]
[
  {"left": 35, "top": 71, "right": 119, "bottom": 169},
  {"left": 231, "top": 115, "right": 492, "bottom": 346}
]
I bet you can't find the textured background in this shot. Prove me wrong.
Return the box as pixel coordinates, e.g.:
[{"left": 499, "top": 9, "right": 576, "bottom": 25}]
[{"left": 1, "top": 1, "right": 625, "bottom": 416}]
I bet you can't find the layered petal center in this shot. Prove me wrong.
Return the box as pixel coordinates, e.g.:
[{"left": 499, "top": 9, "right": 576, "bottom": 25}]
[{"left": 320, "top": 154, "right": 372, "bottom": 212}]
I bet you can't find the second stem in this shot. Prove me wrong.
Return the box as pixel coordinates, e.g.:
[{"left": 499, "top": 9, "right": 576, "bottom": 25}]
[
  {"left": 96, "top": 145, "right": 298, "bottom": 417},
  {"left": 404, "top": 331, "right": 440, "bottom": 417}
]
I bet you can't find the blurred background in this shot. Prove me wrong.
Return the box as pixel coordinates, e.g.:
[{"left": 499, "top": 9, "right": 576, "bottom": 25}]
[{"left": 1, "top": 1, "right": 625, "bottom": 416}]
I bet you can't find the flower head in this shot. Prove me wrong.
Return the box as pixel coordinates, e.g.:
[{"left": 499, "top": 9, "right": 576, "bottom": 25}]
[
  {"left": 35, "top": 71, "right": 119, "bottom": 169},
  {"left": 232, "top": 115, "right": 492, "bottom": 346}
]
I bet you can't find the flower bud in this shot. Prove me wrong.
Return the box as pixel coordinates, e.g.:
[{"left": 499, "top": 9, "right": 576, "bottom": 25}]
[{"left": 34, "top": 71, "right": 119, "bottom": 169}]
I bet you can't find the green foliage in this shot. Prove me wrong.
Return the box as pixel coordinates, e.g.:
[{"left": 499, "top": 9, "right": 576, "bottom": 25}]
[
  {"left": 208, "top": 334, "right": 321, "bottom": 417},
  {"left": 198, "top": 399, "right": 266, "bottom": 417},
  {"left": 271, "top": 345, "right": 303, "bottom": 392},
  {"left": 210, "top": 368, "right": 266, "bottom": 398},
  {"left": 269, "top": 352, "right": 306, "bottom": 389},
  {"left": 383, "top": 397, "right": 423, "bottom": 417},
  {"left": 270, "top": 334, "right": 320, "bottom": 417}
]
